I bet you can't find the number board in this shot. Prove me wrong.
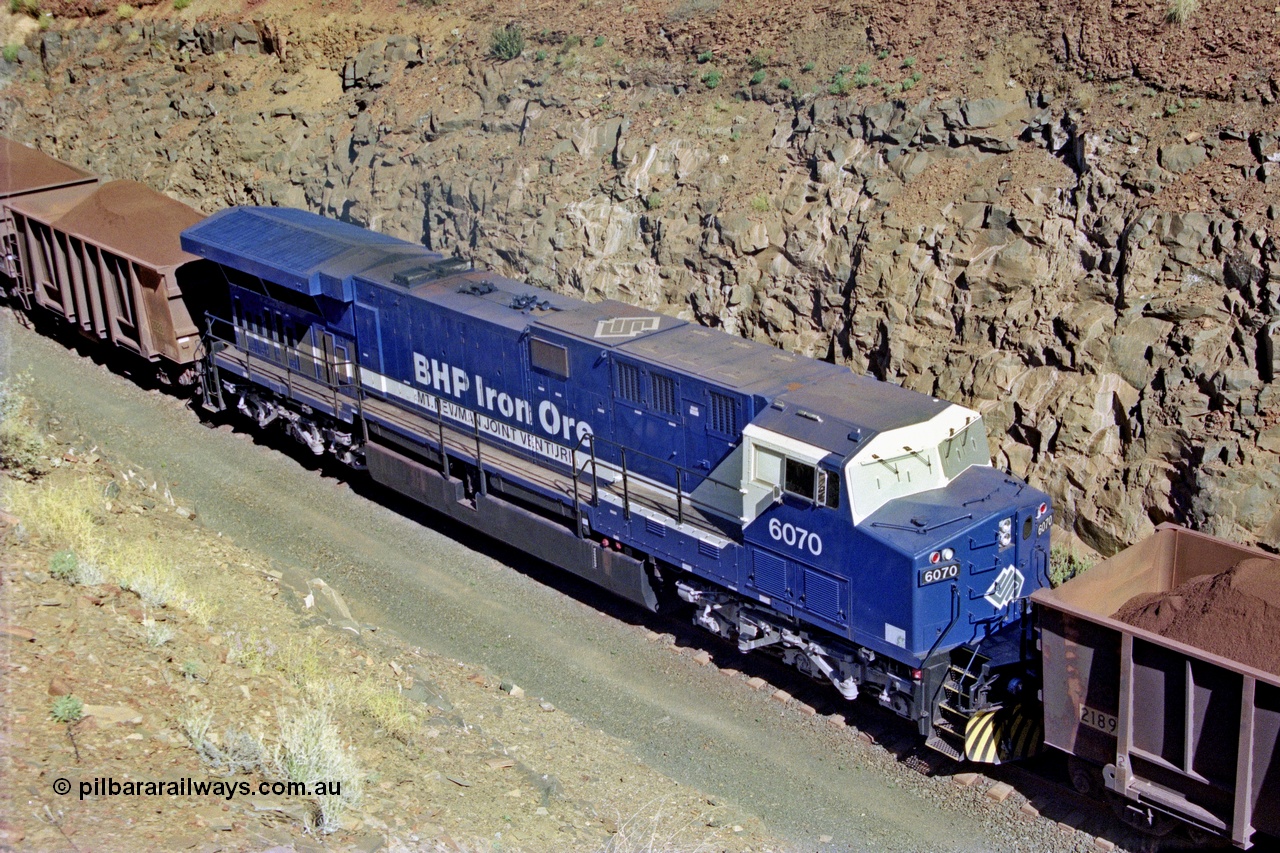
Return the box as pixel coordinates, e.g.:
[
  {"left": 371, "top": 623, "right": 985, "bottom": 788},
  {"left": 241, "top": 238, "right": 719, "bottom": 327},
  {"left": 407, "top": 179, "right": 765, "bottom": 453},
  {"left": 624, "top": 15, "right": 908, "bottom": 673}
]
[
  {"left": 918, "top": 563, "right": 959, "bottom": 587},
  {"left": 1080, "top": 706, "right": 1118, "bottom": 735}
]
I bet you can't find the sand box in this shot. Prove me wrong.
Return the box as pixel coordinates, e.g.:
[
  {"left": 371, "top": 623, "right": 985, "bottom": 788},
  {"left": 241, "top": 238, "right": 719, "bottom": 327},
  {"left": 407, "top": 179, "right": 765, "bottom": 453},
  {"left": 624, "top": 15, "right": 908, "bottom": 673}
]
[{"left": 1113, "top": 556, "right": 1280, "bottom": 676}]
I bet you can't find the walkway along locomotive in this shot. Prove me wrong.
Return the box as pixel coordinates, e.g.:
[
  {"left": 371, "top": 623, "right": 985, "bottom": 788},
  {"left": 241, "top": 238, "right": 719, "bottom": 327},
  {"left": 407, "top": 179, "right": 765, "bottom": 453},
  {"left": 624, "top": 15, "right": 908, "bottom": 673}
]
[{"left": 178, "top": 205, "right": 1054, "bottom": 763}]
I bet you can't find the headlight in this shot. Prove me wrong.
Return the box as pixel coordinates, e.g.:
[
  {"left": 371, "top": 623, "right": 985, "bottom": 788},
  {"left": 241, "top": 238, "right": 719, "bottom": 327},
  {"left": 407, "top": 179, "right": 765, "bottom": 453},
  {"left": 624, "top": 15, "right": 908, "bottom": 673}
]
[
  {"left": 998, "top": 517, "right": 1013, "bottom": 547},
  {"left": 942, "top": 548, "right": 954, "bottom": 561}
]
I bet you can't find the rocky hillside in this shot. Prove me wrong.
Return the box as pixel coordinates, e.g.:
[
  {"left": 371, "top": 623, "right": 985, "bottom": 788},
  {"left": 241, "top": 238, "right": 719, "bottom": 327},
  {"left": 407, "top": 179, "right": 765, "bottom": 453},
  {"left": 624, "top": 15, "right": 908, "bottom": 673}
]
[{"left": 2, "top": 0, "right": 1278, "bottom": 554}]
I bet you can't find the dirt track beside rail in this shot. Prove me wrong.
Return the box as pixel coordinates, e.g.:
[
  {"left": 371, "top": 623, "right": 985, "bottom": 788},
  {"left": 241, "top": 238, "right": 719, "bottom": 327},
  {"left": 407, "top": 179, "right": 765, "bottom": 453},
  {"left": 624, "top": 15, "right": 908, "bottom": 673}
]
[{"left": 3, "top": 311, "right": 1144, "bottom": 851}]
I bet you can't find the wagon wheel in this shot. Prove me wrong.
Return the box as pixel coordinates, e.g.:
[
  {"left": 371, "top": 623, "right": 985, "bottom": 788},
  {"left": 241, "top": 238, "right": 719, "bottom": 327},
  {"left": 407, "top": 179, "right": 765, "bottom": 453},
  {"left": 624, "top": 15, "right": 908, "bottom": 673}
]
[{"left": 1067, "top": 755, "right": 1104, "bottom": 798}]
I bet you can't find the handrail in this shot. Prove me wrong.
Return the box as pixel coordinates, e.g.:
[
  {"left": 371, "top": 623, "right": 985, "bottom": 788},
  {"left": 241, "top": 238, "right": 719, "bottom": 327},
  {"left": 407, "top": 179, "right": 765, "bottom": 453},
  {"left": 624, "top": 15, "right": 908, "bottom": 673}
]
[
  {"left": 620, "top": 448, "right": 630, "bottom": 520},
  {"left": 474, "top": 416, "right": 486, "bottom": 496},
  {"left": 202, "top": 316, "right": 359, "bottom": 400}
]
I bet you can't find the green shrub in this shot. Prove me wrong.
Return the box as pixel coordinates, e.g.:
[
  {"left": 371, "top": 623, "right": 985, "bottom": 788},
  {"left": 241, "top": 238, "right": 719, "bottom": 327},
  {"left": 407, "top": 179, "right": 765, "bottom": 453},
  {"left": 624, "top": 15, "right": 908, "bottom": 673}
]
[
  {"left": 749, "top": 69, "right": 765, "bottom": 85},
  {"left": 9, "top": 0, "right": 40, "bottom": 16},
  {"left": 697, "top": 49, "right": 713, "bottom": 64},
  {"left": 876, "top": 49, "right": 889, "bottom": 60},
  {"left": 828, "top": 74, "right": 850, "bottom": 96},
  {"left": 644, "top": 191, "right": 662, "bottom": 210},
  {"left": 51, "top": 695, "right": 84, "bottom": 723},
  {"left": 701, "top": 69, "right": 722, "bottom": 89},
  {"left": 490, "top": 24, "right": 524, "bottom": 60},
  {"left": 116, "top": 2, "right": 135, "bottom": 18},
  {"left": 800, "top": 60, "right": 814, "bottom": 73},
  {"left": 777, "top": 77, "right": 791, "bottom": 90},
  {"left": 856, "top": 61, "right": 871, "bottom": 75},
  {"left": 901, "top": 55, "right": 916, "bottom": 69},
  {"left": 563, "top": 34, "right": 582, "bottom": 48},
  {"left": 535, "top": 48, "right": 547, "bottom": 61},
  {"left": 173, "top": 0, "right": 191, "bottom": 9},
  {"left": 2, "top": 44, "right": 18, "bottom": 63},
  {"left": 49, "top": 550, "right": 78, "bottom": 581},
  {"left": 747, "top": 53, "right": 766, "bottom": 71},
  {"left": 749, "top": 194, "right": 770, "bottom": 212},
  {"left": 593, "top": 35, "right": 605, "bottom": 47},
  {"left": 1049, "top": 547, "right": 1093, "bottom": 588}
]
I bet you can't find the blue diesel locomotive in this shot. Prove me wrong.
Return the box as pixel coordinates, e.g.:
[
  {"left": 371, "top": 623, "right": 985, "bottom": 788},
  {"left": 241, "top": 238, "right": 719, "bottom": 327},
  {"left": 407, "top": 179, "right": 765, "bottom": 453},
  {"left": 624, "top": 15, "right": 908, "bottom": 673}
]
[{"left": 181, "top": 205, "right": 1052, "bottom": 762}]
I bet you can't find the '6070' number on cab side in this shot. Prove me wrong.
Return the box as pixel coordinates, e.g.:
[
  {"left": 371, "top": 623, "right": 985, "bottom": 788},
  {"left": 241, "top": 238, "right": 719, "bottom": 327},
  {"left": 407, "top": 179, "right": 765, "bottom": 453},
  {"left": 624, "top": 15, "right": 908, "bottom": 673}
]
[{"left": 767, "top": 518, "right": 823, "bottom": 557}]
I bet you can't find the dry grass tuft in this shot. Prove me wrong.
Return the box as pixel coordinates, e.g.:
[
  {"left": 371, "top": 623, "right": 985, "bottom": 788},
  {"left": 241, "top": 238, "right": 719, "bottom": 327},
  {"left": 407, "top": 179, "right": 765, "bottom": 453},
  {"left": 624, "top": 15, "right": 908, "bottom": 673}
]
[
  {"left": 5, "top": 477, "right": 106, "bottom": 562},
  {"left": 603, "top": 795, "right": 733, "bottom": 853},
  {"left": 1167, "top": 0, "right": 1199, "bottom": 23},
  {"left": 0, "top": 378, "right": 48, "bottom": 481},
  {"left": 8, "top": 476, "right": 219, "bottom": 623},
  {"left": 273, "top": 699, "right": 363, "bottom": 833}
]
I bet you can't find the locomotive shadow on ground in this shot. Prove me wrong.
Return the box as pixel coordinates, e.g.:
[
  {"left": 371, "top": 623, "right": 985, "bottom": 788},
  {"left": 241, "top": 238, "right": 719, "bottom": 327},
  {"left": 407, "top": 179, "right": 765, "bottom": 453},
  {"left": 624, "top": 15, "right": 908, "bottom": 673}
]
[{"left": 22, "top": 313, "right": 1230, "bottom": 853}]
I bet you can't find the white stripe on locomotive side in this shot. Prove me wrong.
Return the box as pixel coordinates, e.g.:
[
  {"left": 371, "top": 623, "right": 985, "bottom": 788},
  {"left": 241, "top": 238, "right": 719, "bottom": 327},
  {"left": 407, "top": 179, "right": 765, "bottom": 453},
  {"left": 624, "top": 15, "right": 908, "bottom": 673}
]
[{"left": 360, "top": 367, "right": 575, "bottom": 466}]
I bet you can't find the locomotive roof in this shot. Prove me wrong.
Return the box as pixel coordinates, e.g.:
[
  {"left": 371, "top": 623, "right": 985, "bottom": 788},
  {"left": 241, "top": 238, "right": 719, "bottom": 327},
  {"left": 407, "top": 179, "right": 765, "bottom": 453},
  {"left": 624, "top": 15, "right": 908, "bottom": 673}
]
[
  {"left": 183, "top": 206, "right": 963, "bottom": 456},
  {"left": 407, "top": 269, "right": 586, "bottom": 332},
  {"left": 618, "top": 323, "right": 842, "bottom": 398},
  {"left": 0, "top": 137, "right": 97, "bottom": 199},
  {"left": 7, "top": 180, "right": 203, "bottom": 270},
  {"left": 183, "top": 206, "right": 445, "bottom": 296},
  {"left": 751, "top": 373, "right": 952, "bottom": 459}
]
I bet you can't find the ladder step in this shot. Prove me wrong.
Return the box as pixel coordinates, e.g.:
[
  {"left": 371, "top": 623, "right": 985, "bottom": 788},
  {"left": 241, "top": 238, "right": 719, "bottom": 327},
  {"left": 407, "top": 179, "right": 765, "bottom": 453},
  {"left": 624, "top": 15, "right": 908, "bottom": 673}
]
[{"left": 925, "top": 735, "right": 963, "bottom": 761}]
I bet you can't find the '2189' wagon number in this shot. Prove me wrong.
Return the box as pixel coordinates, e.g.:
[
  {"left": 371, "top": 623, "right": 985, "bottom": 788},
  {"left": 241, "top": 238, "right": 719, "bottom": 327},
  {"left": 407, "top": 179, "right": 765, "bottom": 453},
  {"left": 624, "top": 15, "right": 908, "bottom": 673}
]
[
  {"left": 1080, "top": 706, "right": 1118, "bottom": 735},
  {"left": 767, "top": 518, "right": 823, "bottom": 557}
]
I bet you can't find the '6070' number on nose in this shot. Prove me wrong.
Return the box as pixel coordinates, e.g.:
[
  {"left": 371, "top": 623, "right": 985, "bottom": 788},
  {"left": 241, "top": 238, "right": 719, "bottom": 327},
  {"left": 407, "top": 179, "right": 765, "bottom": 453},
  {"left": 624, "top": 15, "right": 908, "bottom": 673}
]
[{"left": 768, "top": 518, "right": 823, "bottom": 557}]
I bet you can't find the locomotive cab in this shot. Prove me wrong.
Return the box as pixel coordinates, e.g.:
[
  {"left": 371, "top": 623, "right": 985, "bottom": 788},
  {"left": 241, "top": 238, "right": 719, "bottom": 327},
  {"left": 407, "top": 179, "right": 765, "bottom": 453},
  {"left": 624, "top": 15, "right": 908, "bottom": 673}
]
[{"left": 733, "top": 384, "right": 1051, "bottom": 759}]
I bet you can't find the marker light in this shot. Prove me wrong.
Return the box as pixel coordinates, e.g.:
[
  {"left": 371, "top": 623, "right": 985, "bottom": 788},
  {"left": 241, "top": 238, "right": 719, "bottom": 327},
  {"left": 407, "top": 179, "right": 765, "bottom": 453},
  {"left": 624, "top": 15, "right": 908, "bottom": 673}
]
[
  {"left": 1037, "top": 502, "right": 1048, "bottom": 517},
  {"left": 930, "top": 551, "right": 941, "bottom": 564}
]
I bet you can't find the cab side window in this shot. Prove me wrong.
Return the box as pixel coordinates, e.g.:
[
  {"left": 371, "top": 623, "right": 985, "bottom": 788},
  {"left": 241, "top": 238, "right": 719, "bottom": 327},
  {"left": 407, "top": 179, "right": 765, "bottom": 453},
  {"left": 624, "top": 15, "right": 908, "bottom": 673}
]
[{"left": 784, "top": 458, "right": 815, "bottom": 498}]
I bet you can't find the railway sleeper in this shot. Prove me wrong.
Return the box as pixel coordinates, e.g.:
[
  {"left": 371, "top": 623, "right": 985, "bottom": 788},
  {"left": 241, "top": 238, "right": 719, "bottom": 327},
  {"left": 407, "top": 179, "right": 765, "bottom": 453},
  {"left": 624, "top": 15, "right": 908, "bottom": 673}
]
[{"left": 676, "top": 579, "right": 918, "bottom": 717}]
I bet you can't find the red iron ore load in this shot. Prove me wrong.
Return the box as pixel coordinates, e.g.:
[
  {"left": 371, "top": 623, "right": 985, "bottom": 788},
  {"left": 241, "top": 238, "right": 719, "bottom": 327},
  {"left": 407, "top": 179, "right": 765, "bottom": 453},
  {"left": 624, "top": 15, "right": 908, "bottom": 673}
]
[{"left": 1114, "top": 556, "right": 1280, "bottom": 676}]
